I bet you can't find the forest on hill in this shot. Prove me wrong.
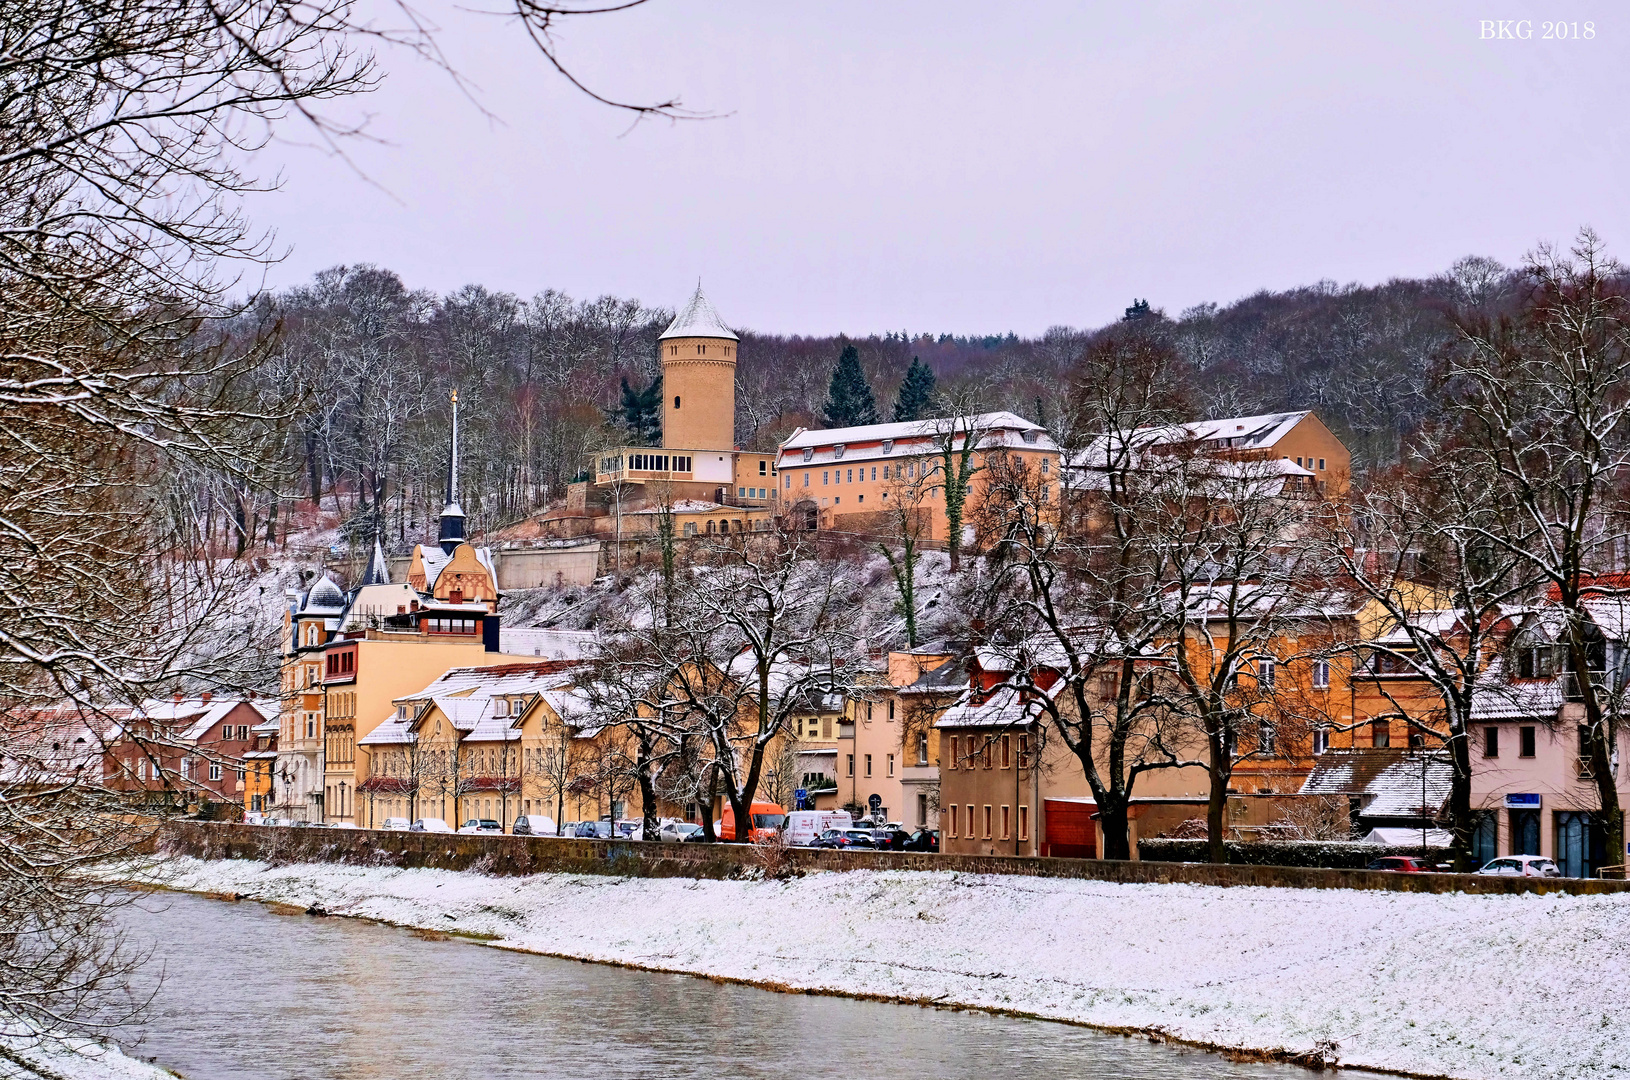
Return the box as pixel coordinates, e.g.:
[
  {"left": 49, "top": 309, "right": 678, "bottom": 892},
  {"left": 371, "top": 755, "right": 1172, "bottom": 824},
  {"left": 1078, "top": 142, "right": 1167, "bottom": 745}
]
[{"left": 247, "top": 255, "right": 1507, "bottom": 553}]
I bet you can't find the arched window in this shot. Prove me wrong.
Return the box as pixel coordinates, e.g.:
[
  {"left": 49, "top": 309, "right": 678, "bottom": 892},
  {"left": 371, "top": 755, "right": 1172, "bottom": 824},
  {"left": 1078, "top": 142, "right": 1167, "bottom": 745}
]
[{"left": 706, "top": 520, "right": 715, "bottom": 534}]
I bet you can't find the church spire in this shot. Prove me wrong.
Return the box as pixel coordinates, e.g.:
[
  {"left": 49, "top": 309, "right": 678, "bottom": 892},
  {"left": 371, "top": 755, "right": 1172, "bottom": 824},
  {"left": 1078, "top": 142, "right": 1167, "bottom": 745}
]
[
  {"left": 438, "top": 388, "right": 465, "bottom": 555},
  {"left": 361, "top": 535, "right": 391, "bottom": 586}
]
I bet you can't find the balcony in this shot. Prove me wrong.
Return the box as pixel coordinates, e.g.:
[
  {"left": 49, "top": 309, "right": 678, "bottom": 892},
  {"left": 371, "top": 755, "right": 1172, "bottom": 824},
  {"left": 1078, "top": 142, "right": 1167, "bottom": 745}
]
[{"left": 594, "top": 449, "right": 697, "bottom": 485}]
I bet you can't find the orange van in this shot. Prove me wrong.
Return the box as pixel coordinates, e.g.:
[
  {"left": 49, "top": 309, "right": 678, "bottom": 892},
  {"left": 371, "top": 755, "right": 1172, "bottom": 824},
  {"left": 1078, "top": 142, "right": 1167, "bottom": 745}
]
[{"left": 718, "top": 801, "right": 787, "bottom": 842}]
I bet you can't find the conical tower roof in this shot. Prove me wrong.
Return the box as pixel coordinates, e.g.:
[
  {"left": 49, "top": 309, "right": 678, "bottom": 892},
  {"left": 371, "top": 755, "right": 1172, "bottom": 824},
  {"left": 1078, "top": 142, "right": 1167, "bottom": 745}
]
[
  {"left": 361, "top": 538, "right": 391, "bottom": 586},
  {"left": 659, "top": 283, "right": 738, "bottom": 342}
]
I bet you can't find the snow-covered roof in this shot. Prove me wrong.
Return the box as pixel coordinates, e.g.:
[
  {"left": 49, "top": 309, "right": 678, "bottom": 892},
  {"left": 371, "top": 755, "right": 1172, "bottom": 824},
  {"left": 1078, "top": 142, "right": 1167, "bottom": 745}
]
[
  {"left": 935, "top": 679, "right": 1065, "bottom": 729},
  {"left": 124, "top": 697, "right": 275, "bottom": 742},
  {"left": 419, "top": 546, "right": 449, "bottom": 587},
  {"left": 1365, "top": 827, "right": 1454, "bottom": 848},
  {"left": 1182, "top": 411, "right": 1312, "bottom": 450},
  {"left": 898, "top": 658, "right": 967, "bottom": 696},
  {"left": 626, "top": 499, "right": 729, "bottom": 515},
  {"left": 361, "top": 539, "right": 391, "bottom": 586},
  {"left": 659, "top": 284, "right": 738, "bottom": 342},
  {"left": 1299, "top": 749, "right": 1451, "bottom": 820},
  {"left": 777, "top": 412, "right": 1054, "bottom": 470},
  {"left": 301, "top": 574, "right": 346, "bottom": 614},
  {"left": 499, "top": 627, "right": 597, "bottom": 661},
  {"left": 1469, "top": 658, "right": 1566, "bottom": 721}
]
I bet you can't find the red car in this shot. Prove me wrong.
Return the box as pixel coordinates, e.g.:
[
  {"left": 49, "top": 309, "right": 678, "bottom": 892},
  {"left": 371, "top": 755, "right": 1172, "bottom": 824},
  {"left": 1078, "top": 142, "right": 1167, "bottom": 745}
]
[{"left": 1367, "top": 856, "right": 1435, "bottom": 873}]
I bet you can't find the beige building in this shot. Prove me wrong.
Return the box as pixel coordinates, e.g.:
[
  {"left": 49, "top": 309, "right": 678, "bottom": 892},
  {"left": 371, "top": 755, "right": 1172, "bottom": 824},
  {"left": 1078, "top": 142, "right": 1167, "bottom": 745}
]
[{"left": 775, "top": 412, "right": 1061, "bottom": 541}]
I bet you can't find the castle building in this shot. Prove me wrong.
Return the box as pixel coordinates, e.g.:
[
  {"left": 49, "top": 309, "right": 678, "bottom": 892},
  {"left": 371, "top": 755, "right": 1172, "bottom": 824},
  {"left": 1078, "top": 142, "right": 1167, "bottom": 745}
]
[{"left": 589, "top": 285, "right": 777, "bottom": 535}]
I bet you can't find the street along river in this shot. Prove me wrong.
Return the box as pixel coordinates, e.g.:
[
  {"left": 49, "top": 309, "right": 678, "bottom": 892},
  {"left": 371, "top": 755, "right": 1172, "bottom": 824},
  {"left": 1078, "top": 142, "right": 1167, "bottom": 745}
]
[{"left": 114, "top": 891, "right": 1328, "bottom": 1080}]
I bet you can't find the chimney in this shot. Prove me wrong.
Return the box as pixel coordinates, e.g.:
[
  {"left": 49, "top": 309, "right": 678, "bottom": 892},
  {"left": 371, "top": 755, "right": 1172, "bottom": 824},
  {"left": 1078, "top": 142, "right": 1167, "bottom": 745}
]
[
  {"left": 201, "top": 691, "right": 212, "bottom": 703},
  {"left": 174, "top": 691, "right": 182, "bottom": 703}
]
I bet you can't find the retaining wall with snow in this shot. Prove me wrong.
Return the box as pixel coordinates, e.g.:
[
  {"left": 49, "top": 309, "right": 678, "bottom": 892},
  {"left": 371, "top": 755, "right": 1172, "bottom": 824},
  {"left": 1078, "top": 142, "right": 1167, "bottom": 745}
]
[{"left": 156, "top": 822, "right": 1630, "bottom": 896}]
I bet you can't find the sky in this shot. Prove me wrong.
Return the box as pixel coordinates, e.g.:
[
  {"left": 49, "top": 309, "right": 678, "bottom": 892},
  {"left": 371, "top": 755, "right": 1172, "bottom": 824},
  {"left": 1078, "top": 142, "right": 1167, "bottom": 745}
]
[{"left": 244, "top": 1, "right": 1630, "bottom": 335}]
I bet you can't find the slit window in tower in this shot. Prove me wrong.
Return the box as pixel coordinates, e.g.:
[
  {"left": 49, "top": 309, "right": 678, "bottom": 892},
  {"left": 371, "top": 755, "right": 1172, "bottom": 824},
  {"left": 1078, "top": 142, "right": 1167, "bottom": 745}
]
[{"left": 674, "top": 396, "right": 681, "bottom": 409}]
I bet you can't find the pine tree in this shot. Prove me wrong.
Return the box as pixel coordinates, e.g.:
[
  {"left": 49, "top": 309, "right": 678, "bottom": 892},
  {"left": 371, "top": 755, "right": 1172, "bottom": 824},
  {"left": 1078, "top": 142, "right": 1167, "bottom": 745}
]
[
  {"left": 614, "top": 374, "right": 663, "bottom": 445},
  {"left": 822, "top": 344, "right": 879, "bottom": 428},
  {"left": 892, "top": 356, "right": 937, "bottom": 422}
]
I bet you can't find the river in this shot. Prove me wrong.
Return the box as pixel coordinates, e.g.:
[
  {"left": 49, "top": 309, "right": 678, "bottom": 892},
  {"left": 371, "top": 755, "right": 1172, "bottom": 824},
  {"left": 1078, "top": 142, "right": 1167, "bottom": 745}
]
[{"left": 113, "top": 891, "right": 1316, "bottom": 1080}]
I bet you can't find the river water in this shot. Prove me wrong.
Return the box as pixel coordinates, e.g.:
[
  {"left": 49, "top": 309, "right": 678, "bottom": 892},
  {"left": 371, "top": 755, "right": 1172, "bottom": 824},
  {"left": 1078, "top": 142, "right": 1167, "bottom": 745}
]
[{"left": 113, "top": 891, "right": 1309, "bottom": 1080}]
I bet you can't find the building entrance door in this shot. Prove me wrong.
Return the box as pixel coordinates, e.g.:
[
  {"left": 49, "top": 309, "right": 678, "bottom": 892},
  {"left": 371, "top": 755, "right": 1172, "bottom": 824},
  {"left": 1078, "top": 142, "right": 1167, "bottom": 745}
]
[
  {"left": 1510, "top": 809, "right": 1540, "bottom": 855},
  {"left": 1555, "top": 811, "right": 1603, "bottom": 878},
  {"left": 1471, "top": 811, "right": 1497, "bottom": 867}
]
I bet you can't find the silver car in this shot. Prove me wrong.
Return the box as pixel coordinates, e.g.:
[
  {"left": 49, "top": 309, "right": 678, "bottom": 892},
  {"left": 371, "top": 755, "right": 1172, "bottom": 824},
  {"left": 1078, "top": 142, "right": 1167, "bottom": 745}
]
[{"left": 1477, "top": 855, "right": 1562, "bottom": 877}]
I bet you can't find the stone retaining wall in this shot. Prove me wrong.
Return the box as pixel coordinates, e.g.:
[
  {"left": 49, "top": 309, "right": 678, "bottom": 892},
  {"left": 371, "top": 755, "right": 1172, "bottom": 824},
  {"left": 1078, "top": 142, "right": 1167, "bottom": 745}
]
[{"left": 154, "top": 822, "right": 1630, "bottom": 897}]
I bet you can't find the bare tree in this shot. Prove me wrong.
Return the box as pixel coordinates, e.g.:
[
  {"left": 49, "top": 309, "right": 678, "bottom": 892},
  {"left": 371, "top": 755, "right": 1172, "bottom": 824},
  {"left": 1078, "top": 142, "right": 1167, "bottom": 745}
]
[{"left": 1441, "top": 229, "right": 1630, "bottom": 869}]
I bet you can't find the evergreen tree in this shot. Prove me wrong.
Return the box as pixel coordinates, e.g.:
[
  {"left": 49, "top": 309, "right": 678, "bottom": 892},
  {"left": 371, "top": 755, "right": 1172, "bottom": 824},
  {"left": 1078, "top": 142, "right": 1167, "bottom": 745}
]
[
  {"left": 892, "top": 356, "right": 937, "bottom": 422},
  {"left": 822, "top": 344, "right": 879, "bottom": 428},
  {"left": 614, "top": 374, "right": 663, "bottom": 445},
  {"left": 1123, "top": 298, "right": 1153, "bottom": 321}
]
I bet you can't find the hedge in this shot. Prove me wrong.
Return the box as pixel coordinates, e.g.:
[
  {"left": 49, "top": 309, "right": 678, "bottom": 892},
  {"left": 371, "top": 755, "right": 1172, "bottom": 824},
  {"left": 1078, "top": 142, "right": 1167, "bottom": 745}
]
[{"left": 1139, "top": 838, "right": 1453, "bottom": 869}]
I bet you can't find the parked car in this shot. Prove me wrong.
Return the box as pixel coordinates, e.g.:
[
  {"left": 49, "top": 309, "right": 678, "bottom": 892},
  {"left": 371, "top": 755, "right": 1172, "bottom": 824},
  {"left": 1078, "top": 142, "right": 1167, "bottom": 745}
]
[
  {"left": 574, "top": 820, "right": 614, "bottom": 839},
  {"left": 871, "top": 827, "right": 914, "bottom": 851},
  {"left": 658, "top": 821, "right": 705, "bottom": 843},
  {"left": 1367, "top": 856, "right": 1435, "bottom": 873},
  {"left": 559, "top": 821, "right": 580, "bottom": 838},
  {"left": 458, "top": 819, "right": 503, "bottom": 835},
  {"left": 1477, "top": 855, "right": 1562, "bottom": 877},
  {"left": 613, "top": 820, "right": 645, "bottom": 841},
  {"left": 904, "top": 828, "right": 940, "bottom": 853},
  {"left": 784, "top": 810, "right": 852, "bottom": 846},
  {"left": 243, "top": 812, "right": 266, "bottom": 826},
  {"left": 380, "top": 817, "right": 410, "bottom": 831},
  {"left": 812, "top": 828, "right": 877, "bottom": 849},
  {"left": 512, "top": 814, "right": 557, "bottom": 836},
  {"left": 410, "top": 817, "right": 453, "bottom": 833}
]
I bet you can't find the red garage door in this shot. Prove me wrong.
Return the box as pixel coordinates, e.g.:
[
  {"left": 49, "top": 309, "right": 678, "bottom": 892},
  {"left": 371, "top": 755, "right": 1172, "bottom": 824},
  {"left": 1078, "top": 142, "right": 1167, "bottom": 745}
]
[{"left": 1043, "top": 799, "right": 1097, "bottom": 859}]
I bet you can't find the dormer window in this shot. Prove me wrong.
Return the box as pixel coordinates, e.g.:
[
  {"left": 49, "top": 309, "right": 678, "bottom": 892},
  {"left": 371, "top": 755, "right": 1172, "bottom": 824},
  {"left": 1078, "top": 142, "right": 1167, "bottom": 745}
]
[
  {"left": 494, "top": 699, "right": 510, "bottom": 717},
  {"left": 1021, "top": 429, "right": 1039, "bottom": 444},
  {"left": 881, "top": 439, "right": 894, "bottom": 454},
  {"left": 802, "top": 447, "right": 814, "bottom": 463},
  {"left": 833, "top": 444, "right": 846, "bottom": 459}
]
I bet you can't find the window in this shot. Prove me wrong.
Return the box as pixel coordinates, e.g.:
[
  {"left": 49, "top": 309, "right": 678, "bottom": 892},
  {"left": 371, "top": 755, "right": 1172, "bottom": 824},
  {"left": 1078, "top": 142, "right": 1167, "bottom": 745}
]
[
  {"left": 306, "top": 718, "right": 315, "bottom": 738},
  {"left": 1520, "top": 726, "right": 1536, "bottom": 758},
  {"left": 738, "top": 486, "right": 745, "bottom": 496},
  {"left": 1484, "top": 727, "right": 1499, "bottom": 758},
  {"left": 136, "top": 759, "right": 146, "bottom": 781},
  {"left": 494, "top": 698, "right": 509, "bottom": 717},
  {"left": 865, "top": 753, "right": 872, "bottom": 777},
  {"left": 759, "top": 460, "right": 767, "bottom": 475},
  {"left": 1312, "top": 659, "right": 1329, "bottom": 689},
  {"left": 1001, "top": 734, "right": 1011, "bottom": 769},
  {"left": 803, "top": 473, "right": 810, "bottom": 487},
  {"left": 823, "top": 471, "right": 829, "bottom": 485},
  {"left": 1257, "top": 657, "right": 1275, "bottom": 689},
  {"left": 918, "top": 793, "right": 929, "bottom": 827},
  {"left": 1295, "top": 457, "right": 1303, "bottom": 467},
  {"left": 887, "top": 754, "right": 895, "bottom": 777},
  {"left": 209, "top": 762, "right": 222, "bottom": 781},
  {"left": 1000, "top": 805, "right": 1011, "bottom": 840},
  {"left": 870, "top": 467, "right": 877, "bottom": 480},
  {"left": 846, "top": 469, "right": 853, "bottom": 482},
  {"left": 1312, "top": 727, "right": 1329, "bottom": 755},
  {"left": 1018, "top": 804, "right": 1030, "bottom": 841},
  {"left": 846, "top": 754, "right": 855, "bottom": 777},
  {"left": 947, "top": 736, "right": 958, "bottom": 768},
  {"left": 983, "top": 805, "right": 993, "bottom": 839},
  {"left": 917, "top": 732, "right": 928, "bottom": 764},
  {"left": 1017, "top": 735, "right": 1030, "bottom": 769},
  {"left": 1318, "top": 458, "right": 1326, "bottom": 470},
  {"left": 1259, "top": 722, "right": 1275, "bottom": 754},
  {"left": 948, "top": 805, "right": 958, "bottom": 838},
  {"left": 180, "top": 757, "right": 192, "bottom": 780},
  {"left": 882, "top": 439, "right": 894, "bottom": 453},
  {"left": 673, "top": 395, "right": 681, "bottom": 409},
  {"left": 982, "top": 738, "right": 993, "bottom": 769},
  {"left": 683, "top": 522, "right": 697, "bottom": 537},
  {"left": 1371, "top": 720, "right": 1390, "bottom": 748},
  {"left": 834, "top": 444, "right": 846, "bottom": 459}
]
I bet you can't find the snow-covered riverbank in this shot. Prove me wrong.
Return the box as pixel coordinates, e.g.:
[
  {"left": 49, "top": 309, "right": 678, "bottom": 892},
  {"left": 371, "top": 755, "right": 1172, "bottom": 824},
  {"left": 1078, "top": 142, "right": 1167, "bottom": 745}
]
[
  {"left": 1, "top": 1037, "right": 175, "bottom": 1080},
  {"left": 129, "top": 857, "right": 1629, "bottom": 1080}
]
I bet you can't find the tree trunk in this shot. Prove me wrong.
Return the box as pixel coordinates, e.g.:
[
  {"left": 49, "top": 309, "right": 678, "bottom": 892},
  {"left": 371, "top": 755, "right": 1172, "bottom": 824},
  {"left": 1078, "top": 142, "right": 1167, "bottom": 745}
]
[
  {"left": 1207, "top": 725, "right": 1229, "bottom": 864},
  {"left": 699, "top": 767, "right": 719, "bottom": 843},
  {"left": 1098, "top": 802, "right": 1131, "bottom": 860},
  {"left": 1446, "top": 723, "right": 1475, "bottom": 872},
  {"left": 636, "top": 727, "right": 659, "bottom": 840}
]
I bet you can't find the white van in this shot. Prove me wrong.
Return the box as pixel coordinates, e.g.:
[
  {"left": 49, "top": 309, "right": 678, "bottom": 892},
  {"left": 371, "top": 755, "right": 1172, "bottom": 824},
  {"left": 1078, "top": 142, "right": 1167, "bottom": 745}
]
[{"left": 785, "top": 810, "right": 852, "bottom": 847}]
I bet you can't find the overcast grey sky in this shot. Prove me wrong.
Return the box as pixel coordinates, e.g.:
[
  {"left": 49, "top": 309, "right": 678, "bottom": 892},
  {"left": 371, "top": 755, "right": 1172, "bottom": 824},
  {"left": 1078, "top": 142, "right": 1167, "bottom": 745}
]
[{"left": 246, "top": 1, "right": 1629, "bottom": 335}]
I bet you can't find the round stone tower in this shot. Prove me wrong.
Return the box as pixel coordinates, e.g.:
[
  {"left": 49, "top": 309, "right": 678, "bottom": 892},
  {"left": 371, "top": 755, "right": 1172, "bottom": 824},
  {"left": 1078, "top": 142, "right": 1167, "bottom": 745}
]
[{"left": 659, "top": 284, "right": 737, "bottom": 452}]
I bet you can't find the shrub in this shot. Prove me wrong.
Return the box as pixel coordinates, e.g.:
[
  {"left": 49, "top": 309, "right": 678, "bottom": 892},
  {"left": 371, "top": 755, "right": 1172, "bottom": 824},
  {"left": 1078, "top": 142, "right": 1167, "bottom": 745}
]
[{"left": 1138, "top": 838, "right": 1451, "bottom": 869}]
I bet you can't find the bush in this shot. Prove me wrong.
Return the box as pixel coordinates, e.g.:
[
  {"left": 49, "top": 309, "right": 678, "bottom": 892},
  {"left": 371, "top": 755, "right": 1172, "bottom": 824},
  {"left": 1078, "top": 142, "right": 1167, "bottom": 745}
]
[{"left": 1138, "top": 838, "right": 1452, "bottom": 869}]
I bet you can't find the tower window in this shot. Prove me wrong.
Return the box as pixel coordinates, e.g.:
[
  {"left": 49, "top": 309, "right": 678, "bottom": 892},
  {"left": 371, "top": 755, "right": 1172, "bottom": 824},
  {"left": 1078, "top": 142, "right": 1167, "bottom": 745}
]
[{"left": 674, "top": 396, "right": 681, "bottom": 409}]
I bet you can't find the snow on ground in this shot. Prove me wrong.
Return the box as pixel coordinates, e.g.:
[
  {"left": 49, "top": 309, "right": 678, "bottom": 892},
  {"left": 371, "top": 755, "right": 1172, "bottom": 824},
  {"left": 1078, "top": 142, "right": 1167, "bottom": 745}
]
[
  {"left": 126, "top": 857, "right": 1630, "bottom": 1080},
  {"left": 0, "top": 1037, "right": 175, "bottom": 1080}
]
